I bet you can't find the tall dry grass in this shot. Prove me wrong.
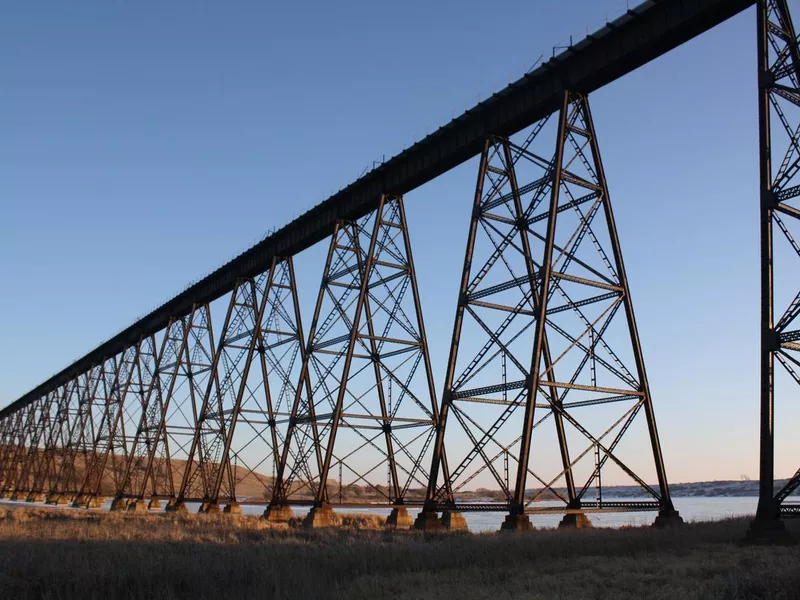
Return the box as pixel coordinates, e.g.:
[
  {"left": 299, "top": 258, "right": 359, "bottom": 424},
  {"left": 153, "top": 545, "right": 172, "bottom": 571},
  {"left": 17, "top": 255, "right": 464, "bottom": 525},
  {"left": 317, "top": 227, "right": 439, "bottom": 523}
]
[{"left": 0, "top": 505, "right": 798, "bottom": 599}]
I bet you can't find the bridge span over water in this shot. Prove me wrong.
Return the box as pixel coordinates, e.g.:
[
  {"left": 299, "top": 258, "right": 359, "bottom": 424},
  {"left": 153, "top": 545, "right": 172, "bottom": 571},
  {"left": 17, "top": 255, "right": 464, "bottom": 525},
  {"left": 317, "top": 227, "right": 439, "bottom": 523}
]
[{"left": 1, "top": 0, "right": 798, "bottom": 536}]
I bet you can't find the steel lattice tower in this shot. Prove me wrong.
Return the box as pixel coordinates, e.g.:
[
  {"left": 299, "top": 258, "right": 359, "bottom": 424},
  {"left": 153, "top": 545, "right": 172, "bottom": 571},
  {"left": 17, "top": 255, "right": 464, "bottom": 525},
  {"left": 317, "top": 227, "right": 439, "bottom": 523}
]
[
  {"left": 270, "top": 195, "right": 438, "bottom": 527},
  {"left": 750, "top": 0, "right": 800, "bottom": 538},
  {"left": 416, "top": 91, "right": 681, "bottom": 530},
  {"left": 176, "top": 257, "right": 307, "bottom": 513}
]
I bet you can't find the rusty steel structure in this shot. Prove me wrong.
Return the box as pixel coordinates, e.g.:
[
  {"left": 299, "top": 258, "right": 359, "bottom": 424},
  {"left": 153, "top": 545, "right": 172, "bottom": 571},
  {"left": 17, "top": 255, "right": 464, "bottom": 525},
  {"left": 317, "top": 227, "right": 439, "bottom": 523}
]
[
  {"left": 0, "top": 0, "right": 797, "bottom": 535},
  {"left": 750, "top": 0, "right": 800, "bottom": 538},
  {"left": 414, "top": 91, "right": 680, "bottom": 531}
]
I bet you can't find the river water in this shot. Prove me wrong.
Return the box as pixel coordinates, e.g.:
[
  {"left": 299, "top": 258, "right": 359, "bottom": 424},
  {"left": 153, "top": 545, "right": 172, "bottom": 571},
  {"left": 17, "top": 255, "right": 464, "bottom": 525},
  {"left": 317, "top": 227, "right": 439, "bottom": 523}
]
[
  {"left": 236, "top": 497, "right": 757, "bottom": 531},
  {"left": 2, "top": 496, "right": 758, "bottom": 531}
]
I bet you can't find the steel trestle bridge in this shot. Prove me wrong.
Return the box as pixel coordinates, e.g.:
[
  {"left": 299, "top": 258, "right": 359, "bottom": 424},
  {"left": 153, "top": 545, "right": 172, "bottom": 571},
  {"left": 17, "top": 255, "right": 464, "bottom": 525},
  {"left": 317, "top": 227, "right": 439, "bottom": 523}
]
[{"left": 1, "top": 0, "right": 798, "bottom": 536}]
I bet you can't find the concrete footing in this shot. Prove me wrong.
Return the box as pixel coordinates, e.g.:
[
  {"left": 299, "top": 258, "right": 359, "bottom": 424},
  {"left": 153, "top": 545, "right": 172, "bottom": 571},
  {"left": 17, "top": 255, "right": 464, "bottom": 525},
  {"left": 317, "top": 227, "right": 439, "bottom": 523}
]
[
  {"left": 26, "top": 493, "right": 46, "bottom": 503},
  {"left": 127, "top": 500, "right": 148, "bottom": 513},
  {"left": 10, "top": 492, "right": 23, "bottom": 502},
  {"left": 109, "top": 497, "right": 129, "bottom": 512},
  {"left": 745, "top": 518, "right": 796, "bottom": 545},
  {"left": 45, "top": 494, "right": 61, "bottom": 505},
  {"left": 413, "top": 510, "right": 443, "bottom": 531},
  {"left": 264, "top": 504, "right": 295, "bottom": 523},
  {"left": 652, "top": 509, "right": 684, "bottom": 528},
  {"left": 500, "top": 514, "right": 534, "bottom": 532},
  {"left": 198, "top": 502, "right": 221, "bottom": 514},
  {"left": 148, "top": 498, "right": 162, "bottom": 511},
  {"left": 165, "top": 499, "right": 187, "bottom": 513},
  {"left": 303, "top": 505, "right": 340, "bottom": 529},
  {"left": 386, "top": 507, "right": 414, "bottom": 529},
  {"left": 73, "top": 498, "right": 103, "bottom": 509},
  {"left": 441, "top": 510, "right": 468, "bottom": 531},
  {"left": 559, "top": 513, "right": 593, "bottom": 529},
  {"left": 223, "top": 502, "right": 241, "bottom": 515}
]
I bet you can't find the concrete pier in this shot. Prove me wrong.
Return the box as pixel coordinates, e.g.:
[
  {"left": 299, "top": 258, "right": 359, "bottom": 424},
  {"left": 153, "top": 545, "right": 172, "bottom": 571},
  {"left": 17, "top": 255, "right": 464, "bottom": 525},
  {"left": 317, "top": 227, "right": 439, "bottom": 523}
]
[
  {"left": 303, "top": 505, "right": 340, "bottom": 528},
  {"left": 413, "top": 510, "right": 443, "bottom": 531},
  {"left": 264, "top": 504, "right": 294, "bottom": 523},
  {"left": 165, "top": 499, "right": 187, "bottom": 513},
  {"left": 441, "top": 510, "right": 468, "bottom": 531},
  {"left": 653, "top": 509, "right": 684, "bottom": 528},
  {"left": 109, "top": 497, "right": 129, "bottom": 511},
  {"left": 386, "top": 507, "right": 413, "bottom": 529},
  {"left": 127, "top": 500, "right": 148, "bottom": 513},
  {"left": 558, "top": 513, "right": 593, "bottom": 529},
  {"left": 223, "top": 502, "right": 241, "bottom": 515},
  {"left": 198, "top": 502, "right": 221, "bottom": 514},
  {"left": 500, "top": 514, "right": 534, "bottom": 532}
]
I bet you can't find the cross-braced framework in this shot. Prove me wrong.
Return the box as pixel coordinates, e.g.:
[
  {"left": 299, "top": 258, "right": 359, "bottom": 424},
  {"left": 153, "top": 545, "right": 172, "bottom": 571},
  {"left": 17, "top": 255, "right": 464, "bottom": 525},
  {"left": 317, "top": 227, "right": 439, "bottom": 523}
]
[
  {"left": 418, "top": 90, "right": 679, "bottom": 530},
  {"left": 111, "top": 334, "right": 159, "bottom": 509},
  {"left": 0, "top": 412, "right": 19, "bottom": 492},
  {"left": 73, "top": 346, "right": 139, "bottom": 507},
  {"left": 5, "top": 0, "right": 786, "bottom": 534},
  {"left": 138, "top": 305, "right": 216, "bottom": 509},
  {"left": 68, "top": 358, "right": 116, "bottom": 507},
  {"left": 0, "top": 399, "right": 31, "bottom": 497},
  {"left": 44, "top": 377, "right": 85, "bottom": 504},
  {"left": 28, "top": 383, "right": 72, "bottom": 500},
  {"left": 754, "top": 0, "right": 800, "bottom": 527},
  {"left": 115, "top": 321, "right": 185, "bottom": 508},
  {"left": 5, "top": 394, "right": 49, "bottom": 500},
  {"left": 44, "top": 367, "right": 103, "bottom": 505},
  {"left": 34, "top": 379, "right": 77, "bottom": 504},
  {"left": 272, "top": 195, "right": 438, "bottom": 526},
  {"left": 177, "top": 257, "right": 306, "bottom": 511}
]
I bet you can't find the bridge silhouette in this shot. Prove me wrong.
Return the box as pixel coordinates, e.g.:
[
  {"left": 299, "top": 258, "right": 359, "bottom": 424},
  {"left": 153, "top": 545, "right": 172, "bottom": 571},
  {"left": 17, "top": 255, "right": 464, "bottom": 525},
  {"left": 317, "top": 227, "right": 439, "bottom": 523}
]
[{"left": 1, "top": 0, "right": 797, "bottom": 537}]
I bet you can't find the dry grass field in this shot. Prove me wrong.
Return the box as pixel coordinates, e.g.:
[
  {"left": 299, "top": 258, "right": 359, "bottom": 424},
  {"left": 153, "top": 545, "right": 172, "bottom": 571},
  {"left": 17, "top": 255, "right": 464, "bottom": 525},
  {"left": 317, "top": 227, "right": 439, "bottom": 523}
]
[{"left": 0, "top": 505, "right": 798, "bottom": 599}]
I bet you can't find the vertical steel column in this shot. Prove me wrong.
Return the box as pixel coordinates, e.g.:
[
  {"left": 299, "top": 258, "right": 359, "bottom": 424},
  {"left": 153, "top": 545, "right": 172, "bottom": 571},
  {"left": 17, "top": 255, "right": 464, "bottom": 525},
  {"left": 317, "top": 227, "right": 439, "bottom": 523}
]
[
  {"left": 76, "top": 345, "right": 139, "bottom": 505},
  {"left": 12, "top": 394, "right": 51, "bottom": 499},
  {"left": 139, "top": 304, "right": 217, "bottom": 507},
  {"left": 750, "top": 0, "right": 800, "bottom": 534},
  {"left": 177, "top": 284, "right": 250, "bottom": 506},
  {"left": 271, "top": 223, "right": 350, "bottom": 507},
  {"left": 134, "top": 317, "right": 192, "bottom": 504},
  {"left": 756, "top": 0, "right": 777, "bottom": 526},
  {"left": 28, "top": 385, "right": 70, "bottom": 500},
  {"left": 270, "top": 255, "right": 322, "bottom": 512},
  {"left": 46, "top": 374, "right": 88, "bottom": 503},
  {"left": 581, "top": 95, "right": 677, "bottom": 520},
  {"left": 313, "top": 210, "right": 382, "bottom": 506},
  {"left": 6, "top": 399, "right": 43, "bottom": 498},
  {"left": 511, "top": 93, "right": 569, "bottom": 517},
  {"left": 113, "top": 334, "right": 160, "bottom": 506},
  {"left": 419, "top": 141, "right": 491, "bottom": 521},
  {"left": 45, "top": 379, "right": 80, "bottom": 502}
]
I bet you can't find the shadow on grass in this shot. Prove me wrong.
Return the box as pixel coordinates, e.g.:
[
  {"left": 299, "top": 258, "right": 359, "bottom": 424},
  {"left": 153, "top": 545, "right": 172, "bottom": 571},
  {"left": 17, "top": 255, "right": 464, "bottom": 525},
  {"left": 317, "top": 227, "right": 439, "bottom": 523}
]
[{"left": 0, "top": 508, "right": 799, "bottom": 599}]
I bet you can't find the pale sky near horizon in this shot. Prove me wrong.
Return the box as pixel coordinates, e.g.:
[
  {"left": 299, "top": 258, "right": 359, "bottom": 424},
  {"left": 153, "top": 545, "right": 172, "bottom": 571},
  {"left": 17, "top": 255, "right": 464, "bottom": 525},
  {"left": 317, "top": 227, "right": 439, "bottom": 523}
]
[{"left": 2, "top": 0, "right": 798, "bottom": 487}]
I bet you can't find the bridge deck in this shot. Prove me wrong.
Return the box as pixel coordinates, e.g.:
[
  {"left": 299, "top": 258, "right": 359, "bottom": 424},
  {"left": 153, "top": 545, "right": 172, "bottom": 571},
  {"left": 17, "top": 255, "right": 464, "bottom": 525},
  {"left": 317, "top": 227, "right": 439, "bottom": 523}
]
[{"left": 2, "top": 0, "right": 755, "bottom": 417}]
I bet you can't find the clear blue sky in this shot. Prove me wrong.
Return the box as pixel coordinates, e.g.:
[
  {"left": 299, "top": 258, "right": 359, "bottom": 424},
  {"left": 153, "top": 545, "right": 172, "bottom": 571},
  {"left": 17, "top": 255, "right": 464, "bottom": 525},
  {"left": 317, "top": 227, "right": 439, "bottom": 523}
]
[{"left": 1, "top": 0, "right": 796, "bottom": 485}]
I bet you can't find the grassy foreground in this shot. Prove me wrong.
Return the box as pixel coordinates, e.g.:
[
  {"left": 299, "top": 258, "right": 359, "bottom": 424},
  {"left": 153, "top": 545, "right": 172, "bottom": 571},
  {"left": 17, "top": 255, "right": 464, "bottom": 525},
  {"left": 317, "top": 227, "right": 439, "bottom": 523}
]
[{"left": 0, "top": 506, "right": 798, "bottom": 599}]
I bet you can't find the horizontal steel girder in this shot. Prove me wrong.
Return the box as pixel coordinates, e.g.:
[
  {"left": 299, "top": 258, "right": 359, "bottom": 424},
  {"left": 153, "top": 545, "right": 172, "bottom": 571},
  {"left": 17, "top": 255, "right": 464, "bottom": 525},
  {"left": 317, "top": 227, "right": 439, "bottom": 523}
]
[{"left": 1, "top": 0, "right": 754, "bottom": 418}]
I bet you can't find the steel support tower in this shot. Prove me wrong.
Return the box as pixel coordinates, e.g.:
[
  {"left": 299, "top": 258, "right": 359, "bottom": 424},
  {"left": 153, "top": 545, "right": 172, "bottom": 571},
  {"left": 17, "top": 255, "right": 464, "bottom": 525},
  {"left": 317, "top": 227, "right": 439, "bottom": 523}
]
[
  {"left": 415, "top": 91, "right": 680, "bottom": 530},
  {"left": 749, "top": 0, "right": 800, "bottom": 539},
  {"left": 270, "top": 195, "right": 438, "bottom": 527}
]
